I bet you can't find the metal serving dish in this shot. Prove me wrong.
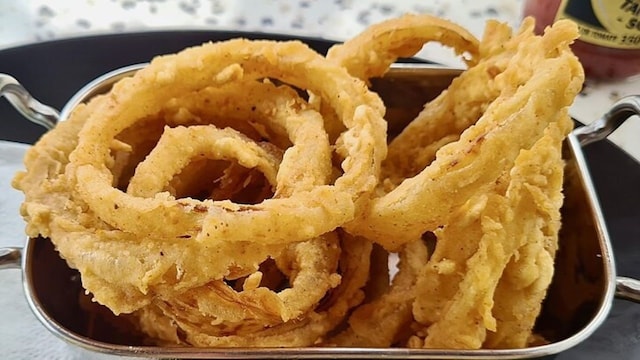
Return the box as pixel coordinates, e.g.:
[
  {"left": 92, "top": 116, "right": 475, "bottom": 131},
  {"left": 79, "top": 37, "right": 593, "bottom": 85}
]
[{"left": 1, "top": 60, "right": 640, "bottom": 359}]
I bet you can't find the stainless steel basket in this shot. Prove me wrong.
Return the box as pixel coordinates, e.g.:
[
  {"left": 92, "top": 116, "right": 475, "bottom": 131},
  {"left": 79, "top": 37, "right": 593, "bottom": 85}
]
[{"left": 1, "top": 63, "right": 639, "bottom": 359}]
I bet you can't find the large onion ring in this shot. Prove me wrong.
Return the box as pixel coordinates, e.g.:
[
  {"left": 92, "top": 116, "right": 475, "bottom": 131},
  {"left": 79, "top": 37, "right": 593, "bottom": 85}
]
[
  {"left": 345, "top": 20, "right": 584, "bottom": 250},
  {"left": 68, "top": 39, "right": 387, "bottom": 245}
]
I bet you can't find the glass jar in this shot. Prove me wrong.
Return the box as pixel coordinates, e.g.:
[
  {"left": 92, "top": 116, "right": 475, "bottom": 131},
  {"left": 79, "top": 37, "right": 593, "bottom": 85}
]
[{"left": 523, "top": 0, "right": 640, "bottom": 80}]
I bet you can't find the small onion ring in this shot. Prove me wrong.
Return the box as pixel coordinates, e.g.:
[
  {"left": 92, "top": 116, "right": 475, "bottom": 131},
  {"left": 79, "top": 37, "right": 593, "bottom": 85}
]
[
  {"left": 159, "top": 80, "right": 335, "bottom": 192},
  {"left": 135, "top": 231, "right": 372, "bottom": 347},
  {"left": 139, "top": 232, "right": 341, "bottom": 328}
]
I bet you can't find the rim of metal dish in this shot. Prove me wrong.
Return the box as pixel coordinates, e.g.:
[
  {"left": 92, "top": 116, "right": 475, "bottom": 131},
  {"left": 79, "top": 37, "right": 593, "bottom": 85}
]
[{"left": 17, "top": 226, "right": 614, "bottom": 359}]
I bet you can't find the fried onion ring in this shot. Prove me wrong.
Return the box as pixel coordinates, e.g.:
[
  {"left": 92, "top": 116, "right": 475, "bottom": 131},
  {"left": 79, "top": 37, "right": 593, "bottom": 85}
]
[
  {"left": 346, "top": 19, "right": 583, "bottom": 251},
  {"left": 413, "top": 121, "right": 569, "bottom": 349},
  {"left": 126, "top": 125, "right": 282, "bottom": 197},
  {"left": 328, "top": 238, "right": 429, "bottom": 347},
  {"left": 68, "top": 39, "right": 386, "bottom": 245},
  {"left": 136, "top": 231, "right": 371, "bottom": 347},
  {"left": 327, "top": 13, "right": 480, "bottom": 81},
  {"left": 382, "top": 20, "right": 531, "bottom": 183}
]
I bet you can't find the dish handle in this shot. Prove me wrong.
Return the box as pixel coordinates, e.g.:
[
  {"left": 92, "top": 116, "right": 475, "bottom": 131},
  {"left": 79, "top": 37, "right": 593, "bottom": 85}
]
[
  {"left": 572, "top": 95, "right": 640, "bottom": 304},
  {"left": 0, "top": 73, "right": 59, "bottom": 130},
  {"left": 573, "top": 95, "right": 640, "bottom": 146},
  {"left": 616, "top": 277, "right": 640, "bottom": 303},
  {"left": 0, "top": 247, "right": 22, "bottom": 270}
]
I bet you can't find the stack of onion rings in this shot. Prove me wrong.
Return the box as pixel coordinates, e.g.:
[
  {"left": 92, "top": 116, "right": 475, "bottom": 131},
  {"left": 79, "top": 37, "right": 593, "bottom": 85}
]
[{"left": 13, "top": 13, "right": 584, "bottom": 349}]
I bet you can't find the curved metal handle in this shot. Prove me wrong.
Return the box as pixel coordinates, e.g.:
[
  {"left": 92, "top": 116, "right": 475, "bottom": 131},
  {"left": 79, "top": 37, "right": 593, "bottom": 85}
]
[
  {"left": 615, "top": 277, "right": 640, "bottom": 303},
  {"left": 0, "top": 247, "right": 23, "bottom": 270},
  {"left": 573, "top": 95, "right": 640, "bottom": 146},
  {"left": 0, "top": 74, "right": 59, "bottom": 130},
  {"left": 571, "top": 95, "right": 640, "bottom": 303}
]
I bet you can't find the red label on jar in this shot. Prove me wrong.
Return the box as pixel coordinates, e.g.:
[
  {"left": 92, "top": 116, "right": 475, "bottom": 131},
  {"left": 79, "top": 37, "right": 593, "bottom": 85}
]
[{"left": 555, "top": 0, "right": 640, "bottom": 49}]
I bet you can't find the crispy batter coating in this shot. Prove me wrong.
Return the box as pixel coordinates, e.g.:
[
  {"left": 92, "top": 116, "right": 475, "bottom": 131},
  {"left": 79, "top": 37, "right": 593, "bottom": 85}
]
[
  {"left": 13, "top": 14, "right": 584, "bottom": 349},
  {"left": 345, "top": 18, "right": 583, "bottom": 251},
  {"left": 327, "top": 13, "right": 479, "bottom": 81}
]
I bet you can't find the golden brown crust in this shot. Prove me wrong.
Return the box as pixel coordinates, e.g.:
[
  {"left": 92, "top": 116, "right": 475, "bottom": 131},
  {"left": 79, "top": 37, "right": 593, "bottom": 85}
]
[{"left": 13, "top": 15, "right": 584, "bottom": 349}]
